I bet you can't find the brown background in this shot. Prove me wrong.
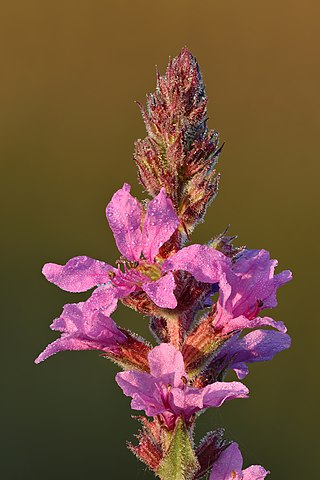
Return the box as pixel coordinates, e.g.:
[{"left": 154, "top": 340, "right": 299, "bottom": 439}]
[{"left": 1, "top": 1, "right": 319, "bottom": 478}]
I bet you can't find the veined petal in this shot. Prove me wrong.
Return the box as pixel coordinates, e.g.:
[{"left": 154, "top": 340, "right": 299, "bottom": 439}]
[
  {"left": 162, "top": 245, "right": 230, "bottom": 283},
  {"left": 42, "top": 256, "right": 114, "bottom": 292},
  {"left": 210, "top": 443, "right": 243, "bottom": 479},
  {"left": 202, "top": 381, "right": 249, "bottom": 408},
  {"left": 142, "top": 272, "right": 177, "bottom": 309},
  {"left": 142, "top": 188, "right": 179, "bottom": 261},
  {"left": 106, "top": 183, "right": 142, "bottom": 261}
]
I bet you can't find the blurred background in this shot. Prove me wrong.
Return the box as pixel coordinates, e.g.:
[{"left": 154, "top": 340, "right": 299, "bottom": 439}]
[{"left": 1, "top": 1, "right": 319, "bottom": 478}]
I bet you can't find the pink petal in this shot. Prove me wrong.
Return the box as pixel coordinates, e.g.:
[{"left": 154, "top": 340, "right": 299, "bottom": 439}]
[
  {"left": 115, "top": 371, "right": 164, "bottom": 416},
  {"left": 35, "top": 303, "right": 126, "bottom": 364},
  {"left": 169, "top": 387, "right": 204, "bottom": 418},
  {"left": 210, "top": 443, "right": 243, "bottom": 479},
  {"left": 242, "top": 465, "right": 270, "bottom": 479},
  {"left": 142, "top": 188, "right": 179, "bottom": 261},
  {"left": 82, "top": 284, "right": 121, "bottom": 316},
  {"left": 148, "top": 343, "right": 186, "bottom": 387},
  {"left": 203, "top": 382, "right": 249, "bottom": 408},
  {"left": 266, "top": 269, "right": 293, "bottom": 309},
  {"left": 42, "top": 256, "right": 114, "bottom": 292},
  {"left": 142, "top": 272, "right": 177, "bottom": 309},
  {"left": 275, "top": 269, "right": 292, "bottom": 288},
  {"left": 231, "top": 250, "right": 292, "bottom": 314},
  {"left": 162, "top": 245, "right": 230, "bottom": 283},
  {"left": 222, "top": 315, "right": 287, "bottom": 334},
  {"left": 106, "top": 183, "right": 142, "bottom": 261},
  {"left": 35, "top": 337, "right": 94, "bottom": 364}
]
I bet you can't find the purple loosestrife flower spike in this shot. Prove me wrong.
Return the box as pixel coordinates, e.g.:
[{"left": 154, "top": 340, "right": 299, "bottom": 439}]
[
  {"left": 116, "top": 343, "right": 249, "bottom": 430},
  {"left": 210, "top": 442, "right": 269, "bottom": 480},
  {"left": 37, "top": 48, "right": 292, "bottom": 480}
]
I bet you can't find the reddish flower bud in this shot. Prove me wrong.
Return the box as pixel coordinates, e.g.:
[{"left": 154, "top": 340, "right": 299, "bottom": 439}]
[{"left": 135, "top": 48, "right": 222, "bottom": 232}]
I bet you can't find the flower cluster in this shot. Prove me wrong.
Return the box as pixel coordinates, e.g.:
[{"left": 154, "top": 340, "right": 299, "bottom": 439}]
[{"left": 36, "top": 48, "right": 291, "bottom": 479}]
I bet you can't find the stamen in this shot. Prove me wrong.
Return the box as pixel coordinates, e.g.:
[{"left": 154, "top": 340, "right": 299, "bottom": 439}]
[{"left": 247, "top": 299, "right": 264, "bottom": 320}]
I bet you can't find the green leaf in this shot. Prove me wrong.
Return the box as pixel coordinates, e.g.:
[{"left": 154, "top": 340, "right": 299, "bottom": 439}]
[{"left": 157, "top": 418, "right": 199, "bottom": 480}]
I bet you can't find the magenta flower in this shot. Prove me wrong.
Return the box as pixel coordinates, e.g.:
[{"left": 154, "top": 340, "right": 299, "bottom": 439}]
[
  {"left": 43, "top": 184, "right": 230, "bottom": 313},
  {"left": 35, "top": 302, "right": 127, "bottom": 363},
  {"left": 212, "top": 329, "right": 291, "bottom": 379},
  {"left": 116, "top": 343, "right": 248, "bottom": 429},
  {"left": 213, "top": 249, "right": 292, "bottom": 334},
  {"left": 210, "top": 442, "right": 269, "bottom": 479}
]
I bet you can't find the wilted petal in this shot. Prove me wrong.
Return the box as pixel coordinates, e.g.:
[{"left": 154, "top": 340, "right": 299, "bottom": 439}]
[
  {"left": 142, "top": 188, "right": 179, "bottom": 261},
  {"left": 202, "top": 382, "right": 249, "bottom": 408},
  {"left": 115, "top": 371, "right": 163, "bottom": 416},
  {"left": 142, "top": 272, "right": 177, "bottom": 309},
  {"left": 106, "top": 183, "right": 142, "bottom": 261},
  {"left": 35, "top": 303, "right": 126, "bottom": 363},
  {"left": 148, "top": 343, "right": 186, "bottom": 386},
  {"left": 242, "top": 465, "right": 269, "bottom": 479},
  {"left": 162, "top": 245, "right": 230, "bottom": 283},
  {"left": 42, "top": 256, "right": 114, "bottom": 292},
  {"left": 210, "top": 442, "right": 243, "bottom": 479}
]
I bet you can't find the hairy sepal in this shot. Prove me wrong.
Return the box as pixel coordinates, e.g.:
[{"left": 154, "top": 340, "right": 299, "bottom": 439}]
[{"left": 156, "top": 418, "right": 200, "bottom": 480}]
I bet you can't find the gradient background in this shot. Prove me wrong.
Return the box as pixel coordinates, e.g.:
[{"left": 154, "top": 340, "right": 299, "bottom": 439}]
[{"left": 1, "top": 1, "right": 319, "bottom": 478}]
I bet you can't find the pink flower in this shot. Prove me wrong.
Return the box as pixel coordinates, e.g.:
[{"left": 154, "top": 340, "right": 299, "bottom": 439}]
[
  {"left": 116, "top": 343, "right": 248, "bottom": 429},
  {"left": 43, "top": 184, "right": 230, "bottom": 313},
  {"left": 210, "top": 442, "right": 269, "bottom": 479},
  {"left": 35, "top": 302, "right": 127, "bottom": 363},
  {"left": 213, "top": 249, "right": 292, "bottom": 334}
]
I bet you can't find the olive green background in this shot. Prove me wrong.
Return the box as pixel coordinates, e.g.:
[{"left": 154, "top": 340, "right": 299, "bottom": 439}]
[{"left": 1, "top": 1, "right": 319, "bottom": 478}]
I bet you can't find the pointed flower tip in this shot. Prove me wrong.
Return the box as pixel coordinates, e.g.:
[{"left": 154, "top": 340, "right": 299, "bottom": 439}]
[
  {"left": 122, "top": 182, "right": 131, "bottom": 192},
  {"left": 34, "top": 349, "right": 51, "bottom": 364}
]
